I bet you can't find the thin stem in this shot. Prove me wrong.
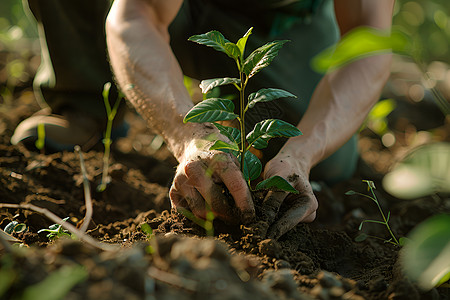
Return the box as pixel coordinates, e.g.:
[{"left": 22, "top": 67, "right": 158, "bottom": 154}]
[
  {"left": 74, "top": 146, "right": 93, "bottom": 233},
  {"left": 0, "top": 203, "right": 118, "bottom": 251},
  {"left": 368, "top": 186, "right": 399, "bottom": 245},
  {"left": 239, "top": 71, "right": 246, "bottom": 173}
]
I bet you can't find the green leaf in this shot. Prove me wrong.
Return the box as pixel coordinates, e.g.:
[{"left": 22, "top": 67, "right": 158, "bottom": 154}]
[
  {"left": 236, "top": 27, "right": 253, "bottom": 58},
  {"left": 210, "top": 140, "right": 239, "bottom": 152},
  {"left": 188, "top": 31, "right": 239, "bottom": 60},
  {"left": 225, "top": 42, "right": 241, "bottom": 60},
  {"left": 255, "top": 175, "right": 298, "bottom": 193},
  {"left": 184, "top": 98, "right": 238, "bottom": 123},
  {"left": 248, "top": 88, "right": 297, "bottom": 109},
  {"left": 246, "top": 119, "right": 302, "bottom": 149},
  {"left": 213, "top": 123, "right": 241, "bottom": 146},
  {"left": 355, "top": 233, "right": 368, "bottom": 242},
  {"left": 22, "top": 265, "right": 88, "bottom": 300},
  {"left": 241, "top": 151, "right": 262, "bottom": 181},
  {"left": 382, "top": 142, "right": 450, "bottom": 199},
  {"left": 199, "top": 78, "right": 241, "bottom": 94},
  {"left": 401, "top": 214, "right": 450, "bottom": 291},
  {"left": 243, "top": 40, "right": 289, "bottom": 78},
  {"left": 345, "top": 190, "right": 357, "bottom": 196},
  {"left": 311, "top": 27, "right": 412, "bottom": 73}
]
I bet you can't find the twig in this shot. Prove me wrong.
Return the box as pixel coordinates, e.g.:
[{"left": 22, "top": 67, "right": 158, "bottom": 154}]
[
  {"left": 0, "top": 203, "right": 119, "bottom": 252},
  {"left": 148, "top": 266, "right": 198, "bottom": 292},
  {"left": 74, "top": 146, "right": 93, "bottom": 233}
]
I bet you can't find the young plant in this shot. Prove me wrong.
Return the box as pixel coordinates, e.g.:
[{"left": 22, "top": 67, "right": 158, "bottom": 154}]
[
  {"left": 35, "top": 123, "right": 45, "bottom": 153},
  {"left": 184, "top": 27, "right": 302, "bottom": 193},
  {"left": 4, "top": 221, "right": 27, "bottom": 235},
  {"left": 37, "top": 217, "right": 72, "bottom": 240},
  {"left": 346, "top": 180, "right": 402, "bottom": 246},
  {"left": 97, "top": 82, "right": 123, "bottom": 192}
]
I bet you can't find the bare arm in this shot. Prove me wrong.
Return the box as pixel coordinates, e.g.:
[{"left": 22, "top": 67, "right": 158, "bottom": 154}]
[
  {"left": 263, "top": 0, "right": 394, "bottom": 239},
  {"left": 106, "top": 0, "right": 254, "bottom": 222}
]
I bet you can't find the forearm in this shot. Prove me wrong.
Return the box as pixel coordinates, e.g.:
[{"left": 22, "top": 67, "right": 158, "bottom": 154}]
[
  {"left": 280, "top": 53, "right": 392, "bottom": 170},
  {"left": 106, "top": 0, "right": 211, "bottom": 160}
]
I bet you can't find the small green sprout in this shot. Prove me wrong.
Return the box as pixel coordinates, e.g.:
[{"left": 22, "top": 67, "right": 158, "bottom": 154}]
[
  {"left": 346, "top": 180, "right": 402, "bottom": 246},
  {"left": 185, "top": 27, "right": 302, "bottom": 193},
  {"left": 4, "top": 221, "right": 27, "bottom": 234},
  {"left": 35, "top": 123, "right": 45, "bottom": 153},
  {"left": 97, "top": 82, "right": 123, "bottom": 192},
  {"left": 37, "top": 217, "right": 72, "bottom": 240},
  {"left": 177, "top": 208, "right": 215, "bottom": 236}
]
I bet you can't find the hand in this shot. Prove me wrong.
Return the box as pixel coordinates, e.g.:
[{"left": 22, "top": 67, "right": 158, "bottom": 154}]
[
  {"left": 261, "top": 154, "right": 318, "bottom": 239},
  {"left": 169, "top": 135, "right": 255, "bottom": 224}
]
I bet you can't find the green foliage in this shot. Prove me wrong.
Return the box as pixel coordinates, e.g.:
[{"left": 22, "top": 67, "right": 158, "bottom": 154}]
[
  {"left": 34, "top": 123, "right": 45, "bottom": 151},
  {"left": 37, "top": 217, "right": 72, "bottom": 240},
  {"left": 185, "top": 27, "right": 302, "bottom": 193},
  {"left": 383, "top": 142, "right": 450, "bottom": 199},
  {"left": 177, "top": 208, "right": 215, "bottom": 236},
  {"left": 21, "top": 265, "right": 87, "bottom": 300},
  {"left": 393, "top": 0, "right": 450, "bottom": 64},
  {"left": 311, "top": 26, "right": 412, "bottom": 73},
  {"left": 183, "top": 98, "right": 238, "bottom": 123},
  {"left": 401, "top": 214, "right": 450, "bottom": 290},
  {"left": 97, "top": 82, "right": 123, "bottom": 192},
  {"left": 346, "top": 180, "right": 401, "bottom": 246},
  {"left": 4, "top": 220, "right": 27, "bottom": 234}
]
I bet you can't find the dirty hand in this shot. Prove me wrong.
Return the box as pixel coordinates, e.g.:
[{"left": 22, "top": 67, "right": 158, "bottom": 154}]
[
  {"left": 169, "top": 134, "right": 255, "bottom": 224},
  {"left": 261, "top": 154, "right": 318, "bottom": 239}
]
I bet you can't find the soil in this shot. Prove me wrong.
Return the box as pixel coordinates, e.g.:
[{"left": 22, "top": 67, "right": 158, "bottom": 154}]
[{"left": 1, "top": 58, "right": 450, "bottom": 299}]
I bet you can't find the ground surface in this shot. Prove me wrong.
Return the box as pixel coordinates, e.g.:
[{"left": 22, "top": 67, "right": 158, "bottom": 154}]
[{"left": 1, "top": 58, "right": 450, "bottom": 299}]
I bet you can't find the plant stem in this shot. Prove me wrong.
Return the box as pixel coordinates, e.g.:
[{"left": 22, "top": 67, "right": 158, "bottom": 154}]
[
  {"left": 239, "top": 71, "right": 246, "bottom": 173},
  {"left": 368, "top": 185, "right": 400, "bottom": 245}
]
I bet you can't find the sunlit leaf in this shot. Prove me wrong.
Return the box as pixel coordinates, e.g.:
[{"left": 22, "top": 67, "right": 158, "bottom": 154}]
[
  {"left": 401, "top": 214, "right": 450, "bottom": 291},
  {"left": 311, "top": 27, "right": 412, "bottom": 73},
  {"left": 213, "top": 123, "right": 241, "bottom": 146},
  {"left": 22, "top": 265, "right": 87, "bottom": 300},
  {"left": 199, "top": 78, "right": 241, "bottom": 94},
  {"left": 255, "top": 175, "right": 298, "bottom": 193},
  {"left": 241, "top": 151, "right": 262, "bottom": 181},
  {"left": 243, "top": 40, "right": 289, "bottom": 78},
  {"left": 210, "top": 140, "right": 239, "bottom": 152},
  {"left": 355, "top": 233, "right": 368, "bottom": 242},
  {"left": 382, "top": 142, "right": 450, "bottom": 199},
  {"left": 236, "top": 27, "right": 253, "bottom": 58},
  {"left": 183, "top": 98, "right": 238, "bottom": 123},
  {"left": 248, "top": 88, "right": 297, "bottom": 109},
  {"left": 246, "top": 119, "right": 302, "bottom": 149},
  {"left": 189, "top": 31, "right": 240, "bottom": 60}
]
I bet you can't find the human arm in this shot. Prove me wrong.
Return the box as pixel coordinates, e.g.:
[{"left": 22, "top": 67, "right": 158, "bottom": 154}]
[
  {"left": 105, "top": 0, "right": 254, "bottom": 222},
  {"left": 263, "top": 0, "right": 395, "bottom": 239}
]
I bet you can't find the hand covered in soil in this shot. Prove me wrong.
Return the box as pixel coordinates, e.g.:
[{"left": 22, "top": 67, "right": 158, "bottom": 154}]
[
  {"left": 261, "top": 154, "right": 318, "bottom": 239},
  {"left": 169, "top": 134, "right": 255, "bottom": 224}
]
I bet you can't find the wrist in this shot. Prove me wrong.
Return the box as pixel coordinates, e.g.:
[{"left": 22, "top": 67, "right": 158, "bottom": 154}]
[{"left": 165, "top": 122, "right": 220, "bottom": 162}]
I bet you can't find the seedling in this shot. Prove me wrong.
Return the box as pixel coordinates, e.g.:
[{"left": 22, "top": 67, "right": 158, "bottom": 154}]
[
  {"left": 34, "top": 123, "right": 45, "bottom": 153},
  {"left": 185, "top": 27, "right": 302, "bottom": 192},
  {"left": 97, "top": 82, "right": 123, "bottom": 192},
  {"left": 177, "top": 208, "right": 215, "bottom": 236},
  {"left": 37, "top": 217, "right": 72, "bottom": 240},
  {"left": 346, "top": 180, "right": 402, "bottom": 246},
  {"left": 4, "top": 221, "right": 27, "bottom": 234}
]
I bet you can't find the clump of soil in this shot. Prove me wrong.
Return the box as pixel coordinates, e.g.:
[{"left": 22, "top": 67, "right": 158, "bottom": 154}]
[{"left": 1, "top": 89, "right": 449, "bottom": 299}]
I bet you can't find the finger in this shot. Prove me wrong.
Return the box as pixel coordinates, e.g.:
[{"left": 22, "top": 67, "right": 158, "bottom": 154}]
[
  {"left": 171, "top": 173, "right": 207, "bottom": 218},
  {"left": 213, "top": 161, "right": 254, "bottom": 223},
  {"left": 267, "top": 195, "right": 318, "bottom": 240},
  {"left": 184, "top": 160, "right": 234, "bottom": 222},
  {"left": 261, "top": 190, "right": 288, "bottom": 224}
]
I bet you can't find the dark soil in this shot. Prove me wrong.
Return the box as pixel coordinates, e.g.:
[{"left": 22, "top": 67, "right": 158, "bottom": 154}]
[{"left": 1, "top": 64, "right": 450, "bottom": 299}]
